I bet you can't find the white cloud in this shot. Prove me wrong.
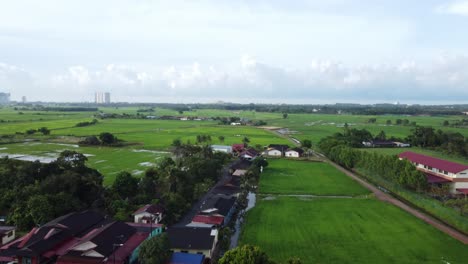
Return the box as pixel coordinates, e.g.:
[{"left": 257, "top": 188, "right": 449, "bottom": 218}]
[
  {"left": 2, "top": 54, "right": 468, "bottom": 103},
  {"left": 436, "top": 1, "right": 468, "bottom": 15}
]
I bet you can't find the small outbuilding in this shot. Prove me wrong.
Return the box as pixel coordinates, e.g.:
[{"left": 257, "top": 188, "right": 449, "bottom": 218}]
[{"left": 285, "top": 148, "right": 304, "bottom": 158}]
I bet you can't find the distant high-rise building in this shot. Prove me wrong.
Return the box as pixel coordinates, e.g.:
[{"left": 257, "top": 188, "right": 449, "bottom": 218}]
[
  {"left": 104, "top": 92, "right": 111, "bottom": 104},
  {"left": 0, "top": 93, "right": 10, "bottom": 104},
  {"left": 22, "top": 96, "right": 27, "bottom": 104},
  {"left": 94, "top": 92, "right": 110, "bottom": 104}
]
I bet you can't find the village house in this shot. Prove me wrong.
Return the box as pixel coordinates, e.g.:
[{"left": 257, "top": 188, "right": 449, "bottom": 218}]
[
  {"left": 0, "top": 226, "right": 15, "bottom": 246},
  {"left": 231, "top": 144, "right": 245, "bottom": 154},
  {"left": 133, "top": 204, "right": 164, "bottom": 224},
  {"left": 399, "top": 151, "right": 468, "bottom": 194},
  {"left": 285, "top": 148, "right": 304, "bottom": 158},
  {"left": 239, "top": 148, "right": 259, "bottom": 161},
  {"left": 267, "top": 144, "right": 289, "bottom": 156},
  {"left": 0, "top": 211, "right": 159, "bottom": 264},
  {"left": 264, "top": 148, "right": 282, "bottom": 157},
  {"left": 198, "top": 197, "right": 237, "bottom": 226},
  {"left": 167, "top": 227, "right": 218, "bottom": 259}
]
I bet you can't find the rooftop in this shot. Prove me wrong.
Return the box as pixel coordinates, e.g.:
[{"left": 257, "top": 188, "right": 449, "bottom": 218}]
[
  {"left": 169, "top": 252, "right": 204, "bottom": 264},
  {"left": 133, "top": 204, "right": 164, "bottom": 215},
  {"left": 399, "top": 151, "right": 468, "bottom": 174},
  {"left": 167, "top": 227, "right": 216, "bottom": 250},
  {"left": 192, "top": 215, "right": 224, "bottom": 226}
]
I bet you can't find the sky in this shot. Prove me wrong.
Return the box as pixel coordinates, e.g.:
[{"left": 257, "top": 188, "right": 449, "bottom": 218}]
[{"left": 1, "top": 0, "right": 468, "bottom": 104}]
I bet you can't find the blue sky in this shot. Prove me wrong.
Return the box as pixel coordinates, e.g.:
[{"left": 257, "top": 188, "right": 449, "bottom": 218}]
[{"left": 1, "top": 0, "right": 468, "bottom": 104}]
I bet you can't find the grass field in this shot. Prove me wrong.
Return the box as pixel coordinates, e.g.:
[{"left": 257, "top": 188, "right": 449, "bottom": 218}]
[
  {"left": 240, "top": 197, "right": 468, "bottom": 264},
  {"left": 259, "top": 159, "right": 369, "bottom": 196}
]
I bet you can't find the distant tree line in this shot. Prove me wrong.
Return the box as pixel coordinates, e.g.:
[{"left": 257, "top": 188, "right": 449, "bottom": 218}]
[
  {"left": 75, "top": 119, "right": 98, "bottom": 127},
  {"left": 407, "top": 126, "right": 468, "bottom": 157}
]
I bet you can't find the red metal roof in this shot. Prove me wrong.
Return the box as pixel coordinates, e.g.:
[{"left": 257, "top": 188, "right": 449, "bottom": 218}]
[
  {"left": 232, "top": 144, "right": 245, "bottom": 152},
  {"left": 192, "top": 215, "right": 224, "bottom": 225},
  {"left": 456, "top": 189, "right": 468, "bottom": 195},
  {"left": 424, "top": 172, "right": 452, "bottom": 183},
  {"left": 107, "top": 233, "right": 148, "bottom": 263},
  {"left": 399, "top": 151, "right": 468, "bottom": 174}
]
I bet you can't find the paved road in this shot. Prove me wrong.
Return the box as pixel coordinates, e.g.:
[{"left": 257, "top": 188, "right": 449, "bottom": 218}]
[
  {"left": 328, "top": 160, "right": 468, "bottom": 244},
  {"left": 173, "top": 160, "right": 238, "bottom": 227}
]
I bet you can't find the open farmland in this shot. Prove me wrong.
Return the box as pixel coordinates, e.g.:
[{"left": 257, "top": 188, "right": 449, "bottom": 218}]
[
  {"left": 267, "top": 113, "right": 468, "bottom": 145},
  {"left": 240, "top": 197, "right": 468, "bottom": 264},
  {"left": 259, "top": 159, "right": 369, "bottom": 196}
]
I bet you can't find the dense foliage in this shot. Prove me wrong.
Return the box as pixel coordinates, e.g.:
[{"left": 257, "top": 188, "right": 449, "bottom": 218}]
[
  {"left": 219, "top": 245, "right": 276, "bottom": 264},
  {"left": 107, "top": 142, "right": 230, "bottom": 225},
  {"left": 319, "top": 137, "right": 427, "bottom": 191},
  {"left": 407, "top": 126, "right": 468, "bottom": 157},
  {"left": 0, "top": 151, "right": 104, "bottom": 229},
  {"left": 138, "top": 233, "right": 171, "bottom": 264}
]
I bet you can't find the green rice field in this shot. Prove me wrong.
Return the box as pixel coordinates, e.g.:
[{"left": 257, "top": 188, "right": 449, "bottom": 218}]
[
  {"left": 259, "top": 159, "right": 369, "bottom": 196},
  {"left": 240, "top": 197, "right": 468, "bottom": 264}
]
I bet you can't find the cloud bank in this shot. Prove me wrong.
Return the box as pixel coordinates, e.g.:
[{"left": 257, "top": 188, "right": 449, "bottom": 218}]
[{"left": 2, "top": 55, "right": 468, "bottom": 104}]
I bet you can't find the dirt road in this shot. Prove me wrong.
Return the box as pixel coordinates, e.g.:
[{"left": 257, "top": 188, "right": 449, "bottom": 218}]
[{"left": 328, "top": 161, "right": 468, "bottom": 245}]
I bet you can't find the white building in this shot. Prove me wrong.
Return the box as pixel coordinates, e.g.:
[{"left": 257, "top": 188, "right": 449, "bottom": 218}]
[
  {"left": 211, "top": 145, "right": 233, "bottom": 154},
  {"left": 95, "top": 92, "right": 111, "bottom": 104},
  {"left": 265, "top": 148, "right": 282, "bottom": 157},
  {"left": 0, "top": 93, "right": 10, "bottom": 104},
  {"left": 0, "top": 226, "right": 15, "bottom": 245},
  {"left": 285, "top": 148, "right": 304, "bottom": 158}
]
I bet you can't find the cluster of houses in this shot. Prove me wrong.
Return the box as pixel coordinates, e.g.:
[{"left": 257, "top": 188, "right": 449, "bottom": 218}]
[
  {"left": 0, "top": 211, "right": 164, "bottom": 264},
  {"left": 211, "top": 143, "right": 306, "bottom": 159},
  {"left": 132, "top": 159, "right": 245, "bottom": 263},
  {"left": 0, "top": 192, "right": 239, "bottom": 264},
  {"left": 362, "top": 140, "right": 411, "bottom": 148},
  {"left": 399, "top": 151, "right": 468, "bottom": 195}
]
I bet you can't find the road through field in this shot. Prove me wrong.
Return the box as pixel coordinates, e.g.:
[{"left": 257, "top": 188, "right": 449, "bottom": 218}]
[{"left": 328, "top": 161, "right": 468, "bottom": 244}]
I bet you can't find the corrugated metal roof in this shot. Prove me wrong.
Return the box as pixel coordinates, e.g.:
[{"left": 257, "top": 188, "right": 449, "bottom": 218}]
[{"left": 399, "top": 151, "right": 468, "bottom": 174}]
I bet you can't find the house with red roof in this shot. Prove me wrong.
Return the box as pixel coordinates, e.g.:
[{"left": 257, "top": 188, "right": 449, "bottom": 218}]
[
  {"left": 191, "top": 215, "right": 224, "bottom": 227},
  {"left": 132, "top": 204, "right": 164, "bottom": 224},
  {"left": 231, "top": 144, "right": 245, "bottom": 154},
  {"left": 0, "top": 211, "right": 160, "bottom": 264},
  {"left": 399, "top": 151, "right": 468, "bottom": 194}
]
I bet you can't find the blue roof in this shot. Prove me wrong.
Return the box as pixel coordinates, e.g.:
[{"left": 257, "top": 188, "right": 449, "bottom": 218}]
[{"left": 169, "top": 252, "right": 204, "bottom": 264}]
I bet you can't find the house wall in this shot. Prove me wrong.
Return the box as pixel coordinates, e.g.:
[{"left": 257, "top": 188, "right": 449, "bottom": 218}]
[
  {"left": 285, "top": 151, "right": 299, "bottom": 158},
  {"left": 456, "top": 169, "right": 468, "bottom": 178},
  {"left": 267, "top": 150, "right": 282, "bottom": 156},
  {"left": 213, "top": 147, "right": 232, "bottom": 153},
  {"left": 1, "top": 229, "right": 15, "bottom": 245}
]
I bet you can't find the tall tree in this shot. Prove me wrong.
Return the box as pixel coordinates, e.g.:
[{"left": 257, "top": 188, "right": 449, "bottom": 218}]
[
  {"left": 219, "top": 245, "right": 276, "bottom": 264},
  {"left": 138, "top": 233, "right": 171, "bottom": 264},
  {"left": 113, "top": 171, "right": 138, "bottom": 199}
]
